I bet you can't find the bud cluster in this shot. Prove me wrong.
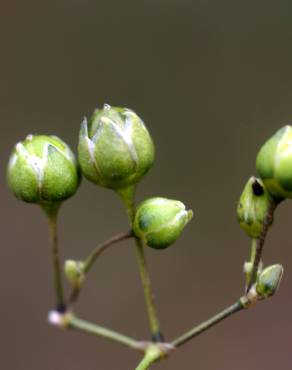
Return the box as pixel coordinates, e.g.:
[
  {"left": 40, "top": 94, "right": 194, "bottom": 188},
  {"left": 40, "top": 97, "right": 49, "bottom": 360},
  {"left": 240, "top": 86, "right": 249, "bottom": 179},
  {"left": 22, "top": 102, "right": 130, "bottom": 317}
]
[{"left": 7, "top": 104, "right": 192, "bottom": 249}]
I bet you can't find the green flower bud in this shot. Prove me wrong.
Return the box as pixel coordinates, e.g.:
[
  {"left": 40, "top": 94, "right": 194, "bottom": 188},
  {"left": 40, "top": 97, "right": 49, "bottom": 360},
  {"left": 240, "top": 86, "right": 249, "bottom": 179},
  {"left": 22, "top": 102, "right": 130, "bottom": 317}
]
[
  {"left": 78, "top": 104, "right": 155, "bottom": 190},
  {"left": 256, "top": 264, "right": 283, "bottom": 298},
  {"left": 256, "top": 125, "right": 292, "bottom": 200},
  {"left": 237, "top": 177, "right": 273, "bottom": 238},
  {"left": 64, "top": 260, "right": 85, "bottom": 288},
  {"left": 7, "top": 135, "right": 80, "bottom": 207},
  {"left": 133, "top": 197, "right": 193, "bottom": 249}
]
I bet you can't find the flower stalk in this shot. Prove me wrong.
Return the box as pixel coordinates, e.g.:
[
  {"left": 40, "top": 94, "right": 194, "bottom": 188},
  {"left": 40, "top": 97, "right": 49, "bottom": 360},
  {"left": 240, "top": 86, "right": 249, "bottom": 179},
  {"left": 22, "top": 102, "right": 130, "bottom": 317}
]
[
  {"left": 47, "top": 210, "right": 65, "bottom": 311},
  {"left": 119, "top": 189, "right": 163, "bottom": 342},
  {"left": 68, "top": 231, "right": 133, "bottom": 304}
]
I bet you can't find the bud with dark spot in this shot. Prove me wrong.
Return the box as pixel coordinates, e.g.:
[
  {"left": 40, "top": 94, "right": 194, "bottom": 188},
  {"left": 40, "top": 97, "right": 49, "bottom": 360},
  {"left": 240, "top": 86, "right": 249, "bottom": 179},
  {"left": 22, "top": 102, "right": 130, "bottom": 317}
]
[{"left": 237, "top": 177, "right": 273, "bottom": 238}]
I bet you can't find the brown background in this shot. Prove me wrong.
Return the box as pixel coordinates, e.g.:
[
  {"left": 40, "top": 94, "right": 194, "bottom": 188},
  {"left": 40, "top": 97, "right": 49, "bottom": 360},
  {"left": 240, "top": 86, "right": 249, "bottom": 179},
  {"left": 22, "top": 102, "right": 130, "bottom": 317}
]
[{"left": 1, "top": 1, "right": 292, "bottom": 369}]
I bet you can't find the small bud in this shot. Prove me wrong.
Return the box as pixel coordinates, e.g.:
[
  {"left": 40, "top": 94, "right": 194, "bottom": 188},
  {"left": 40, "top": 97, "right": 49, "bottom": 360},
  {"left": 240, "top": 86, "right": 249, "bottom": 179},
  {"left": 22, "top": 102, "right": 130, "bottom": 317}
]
[
  {"left": 133, "top": 197, "right": 193, "bottom": 249},
  {"left": 7, "top": 135, "right": 80, "bottom": 206},
  {"left": 244, "top": 260, "right": 263, "bottom": 276},
  {"left": 256, "top": 125, "right": 292, "bottom": 200},
  {"left": 64, "top": 260, "right": 85, "bottom": 288},
  {"left": 256, "top": 264, "right": 283, "bottom": 298},
  {"left": 237, "top": 177, "right": 273, "bottom": 238},
  {"left": 78, "top": 104, "right": 155, "bottom": 190}
]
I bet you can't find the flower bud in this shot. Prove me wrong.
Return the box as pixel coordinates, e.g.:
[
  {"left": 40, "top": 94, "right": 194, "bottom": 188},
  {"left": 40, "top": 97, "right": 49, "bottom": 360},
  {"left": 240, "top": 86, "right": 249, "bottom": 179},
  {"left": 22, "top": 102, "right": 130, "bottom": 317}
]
[
  {"left": 256, "top": 125, "right": 292, "bottom": 200},
  {"left": 133, "top": 197, "right": 193, "bottom": 249},
  {"left": 78, "top": 104, "right": 155, "bottom": 190},
  {"left": 64, "top": 260, "right": 85, "bottom": 288},
  {"left": 237, "top": 177, "right": 273, "bottom": 238},
  {"left": 7, "top": 135, "right": 80, "bottom": 207},
  {"left": 256, "top": 264, "right": 283, "bottom": 298}
]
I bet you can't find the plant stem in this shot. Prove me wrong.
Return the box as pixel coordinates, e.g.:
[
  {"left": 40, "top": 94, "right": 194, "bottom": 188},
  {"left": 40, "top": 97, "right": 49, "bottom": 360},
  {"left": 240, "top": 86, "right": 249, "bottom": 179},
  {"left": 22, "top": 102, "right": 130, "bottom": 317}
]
[
  {"left": 134, "top": 238, "right": 162, "bottom": 340},
  {"left": 246, "top": 200, "right": 277, "bottom": 292},
  {"left": 69, "top": 231, "right": 133, "bottom": 304},
  {"left": 171, "top": 299, "right": 245, "bottom": 348},
  {"left": 245, "top": 238, "right": 257, "bottom": 289},
  {"left": 135, "top": 345, "right": 162, "bottom": 370},
  {"left": 118, "top": 186, "right": 162, "bottom": 341},
  {"left": 47, "top": 211, "right": 65, "bottom": 311},
  {"left": 67, "top": 315, "right": 142, "bottom": 351}
]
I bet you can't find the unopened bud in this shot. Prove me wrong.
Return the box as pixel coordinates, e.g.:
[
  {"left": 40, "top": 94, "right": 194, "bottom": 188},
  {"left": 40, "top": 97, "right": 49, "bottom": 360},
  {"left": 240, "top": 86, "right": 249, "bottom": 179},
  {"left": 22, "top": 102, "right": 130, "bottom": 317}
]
[
  {"left": 256, "top": 125, "right": 292, "bottom": 200},
  {"left": 64, "top": 260, "right": 85, "bottom": 288},
  {"left": 7, "top": 135, "right": 80, "bottom": 206},
  {"left": 78, "top": 104, "right": 155, "bottom": 190},
  {"left": 256, "top": 264, "right": 283, "bottom": 298},
  {"left": 237, "top": 177, "right": 273, "bottom": 238},
  {"left": 133, "top": 197, "right": 193, "bottom": 249}
]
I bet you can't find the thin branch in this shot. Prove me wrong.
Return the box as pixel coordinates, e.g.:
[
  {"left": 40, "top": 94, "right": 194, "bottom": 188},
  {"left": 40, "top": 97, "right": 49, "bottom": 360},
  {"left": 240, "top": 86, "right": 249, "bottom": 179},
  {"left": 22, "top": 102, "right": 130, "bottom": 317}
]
[
  {"left": 47, "top": 212, "right": 65, "bottom": 311},
  {"left": 67, "top": 315, "right": 143, "bottom": 351},
  {"left": 171, "top": 298, "right": 246, "bottom": 348},
  {"left": 247, "top": 200, "right": 277, "bottom": 292},
  {"left": 135, "top": 345, "right": 163, "bottom": 370},
  {"left": 118, "top": 187, "right": 163, "bottom": 342},
  {"left": 69, "top": 231, "right": 133, "bottom": 304},
  {"left": 134, "top": 238, "right": 162, "bottom": 341}
]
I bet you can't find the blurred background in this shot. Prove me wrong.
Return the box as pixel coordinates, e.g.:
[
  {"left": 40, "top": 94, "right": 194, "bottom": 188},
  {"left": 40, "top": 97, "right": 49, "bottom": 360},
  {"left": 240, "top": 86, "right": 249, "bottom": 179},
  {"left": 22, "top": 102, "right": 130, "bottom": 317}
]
[{"left": 1, "top": 0, "right": 292, "bottom": 369}]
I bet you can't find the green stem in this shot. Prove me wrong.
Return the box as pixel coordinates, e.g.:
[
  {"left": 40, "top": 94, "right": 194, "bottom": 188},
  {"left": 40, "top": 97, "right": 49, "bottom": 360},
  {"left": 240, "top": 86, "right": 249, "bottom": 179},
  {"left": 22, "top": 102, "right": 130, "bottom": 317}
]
[
  {"left": 47, "top": 211, "right": 65, "bottom": 311},
  {"left": 118, "top": 186, "right": 162, "bottom": 341},
  {"left": 250, "top": 237, "right": 257, "bottom": 263},
  {"left": 67, "top": 315, "right": 142, "bottom": 351},
  {"left": 135, "top": 345, "right": 162, "bottom": 370},
  {"left": 245, "top": 238, "right": 257, "bottom": 289},
  {"left": 247, "top": 200, "right": 277, "bottom": 292},
  {"left": 69, "top": 231, "right": 133, "bottom": 304},
  {"left": 134, "top": 238, "right": 161, "bottom": 340},
  {"left": 171, "top": 299, "right": 245, "bottom": 348}
]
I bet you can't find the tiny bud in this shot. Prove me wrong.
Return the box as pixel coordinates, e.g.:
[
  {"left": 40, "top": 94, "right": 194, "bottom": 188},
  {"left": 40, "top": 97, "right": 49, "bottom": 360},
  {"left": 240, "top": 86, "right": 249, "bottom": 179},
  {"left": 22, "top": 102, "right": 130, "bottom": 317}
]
[
  {"left": 256, "top": 264, "right": 283, "bottom": 298},
  {"left": 78, "top": 104, "right": 155, "bottom": 190},
  {"left": 133, "top": 197, "right": 193, "bottom": 249},
  {"left": 244, "top": 260, "right": 263, "bottom": 287},
  {"left": 7, "top": 135, "right": 80, "bottom": 206},
  {"left": 64, "top": 260, "right": 85, "bottom": 288},
  {"left": 237, "top": 177, "right": 273, "bottom": 238},
  {"left": 256, "top": 125, "right": 292, "bottom": 200}
]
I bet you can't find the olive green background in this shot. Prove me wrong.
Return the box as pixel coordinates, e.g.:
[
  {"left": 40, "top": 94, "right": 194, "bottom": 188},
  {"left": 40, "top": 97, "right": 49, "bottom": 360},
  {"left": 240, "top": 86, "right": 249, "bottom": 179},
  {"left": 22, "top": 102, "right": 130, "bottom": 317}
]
[{"left": 1, "top": 1, "right": 292, "bottom": 369}]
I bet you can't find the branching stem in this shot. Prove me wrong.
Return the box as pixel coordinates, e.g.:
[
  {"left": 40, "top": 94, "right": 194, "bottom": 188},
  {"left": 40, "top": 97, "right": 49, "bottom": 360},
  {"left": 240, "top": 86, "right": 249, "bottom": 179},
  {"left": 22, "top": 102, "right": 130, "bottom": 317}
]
[
  {"left": 69, "top": 231, "right": 133, "bottom": 304},
  {"left": 171, "top": 298, "right": 247, "bottom": 348},
  {"left": 135, "top": 345, "right": 162, "bottom": 370},
  {"left": 247, "top": 200, "right": 277, "bottom": 292},
  {"left": 118, "top": 186, "right": 163, "bottom": 341},
  {"left": 67, "top": 315, "right": 143, "bottom": 351}
]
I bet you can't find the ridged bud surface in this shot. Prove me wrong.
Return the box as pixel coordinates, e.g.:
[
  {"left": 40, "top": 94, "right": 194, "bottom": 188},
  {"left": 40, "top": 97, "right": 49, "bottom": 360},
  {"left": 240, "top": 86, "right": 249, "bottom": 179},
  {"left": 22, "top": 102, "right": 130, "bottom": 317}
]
[
  {"left": 78, "top": 104, "right": 154, "bottom": 190},
  {"left": 7, "top": 135, "right": 80, "bottom": 205}
]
